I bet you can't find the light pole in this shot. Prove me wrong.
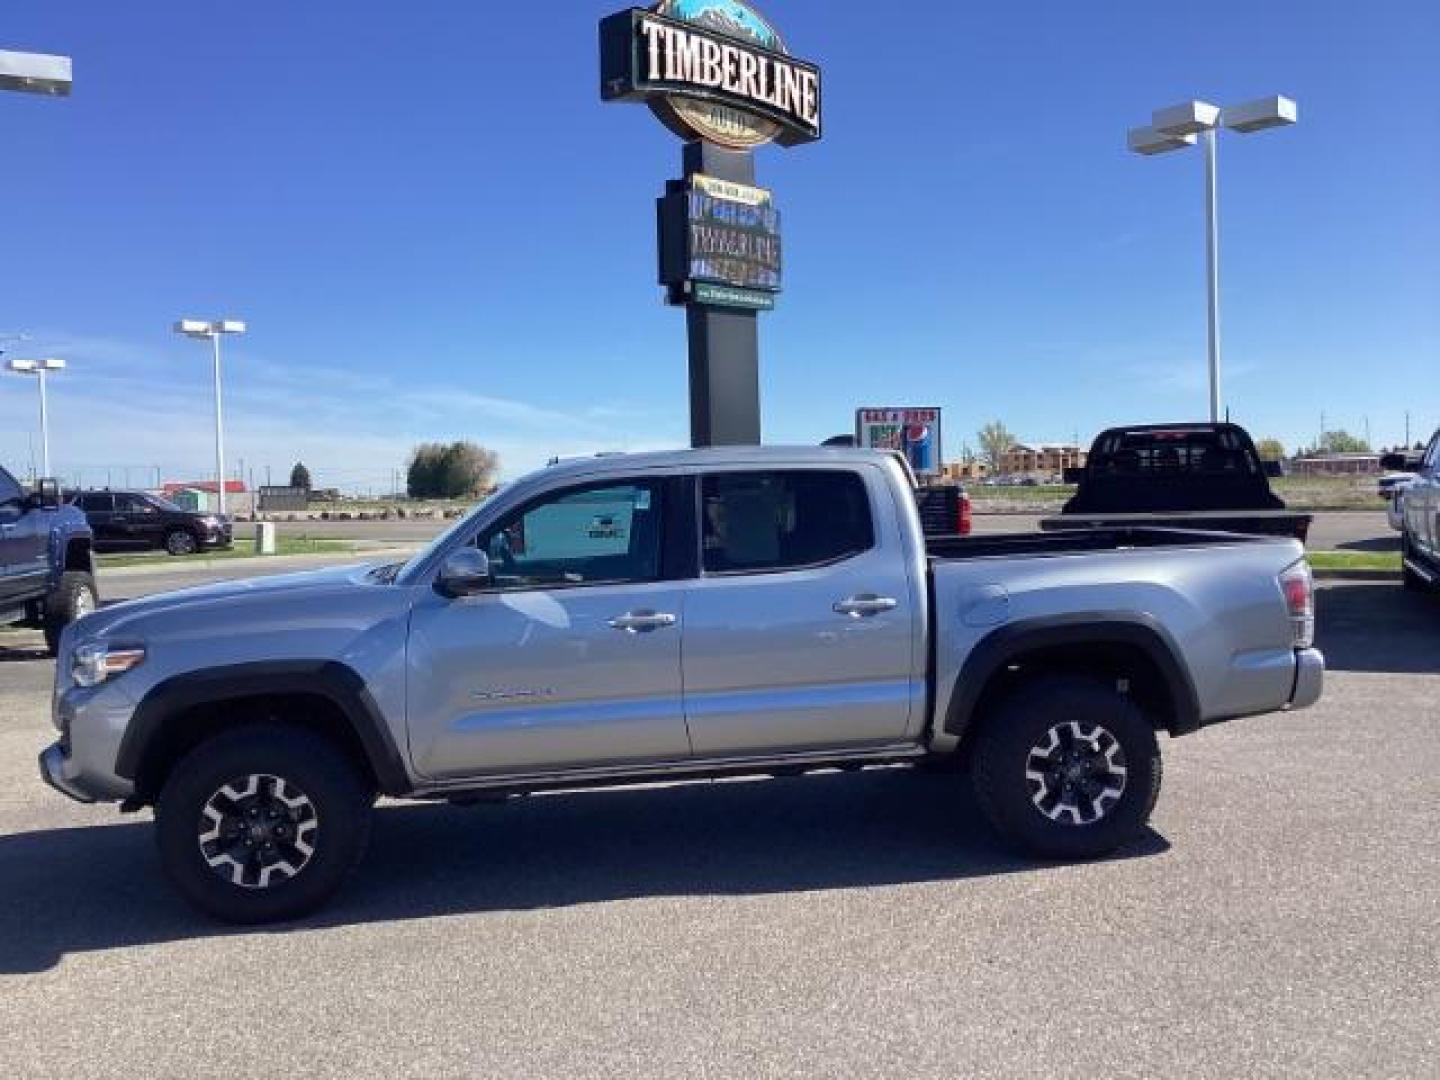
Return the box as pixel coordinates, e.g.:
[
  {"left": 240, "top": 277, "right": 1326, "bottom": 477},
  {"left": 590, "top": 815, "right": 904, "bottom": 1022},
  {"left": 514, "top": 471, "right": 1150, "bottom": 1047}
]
[
  {"left": 7, "top": 358, "right": 65, "bottom": 477},
  {"left": 4, "top": 52, "right": 71, "bottom": 482},
  {"left": 1129, "top": 96, "right": 1298, "bottom": 422},
  {"left": 175, "top": 319, "right": 246, "bottom": 516}
]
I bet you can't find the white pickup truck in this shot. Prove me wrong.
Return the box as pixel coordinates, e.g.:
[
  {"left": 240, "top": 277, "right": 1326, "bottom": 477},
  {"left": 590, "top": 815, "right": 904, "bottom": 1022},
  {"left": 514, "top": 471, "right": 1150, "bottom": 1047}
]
[{"left": 43, "top": 447, "right": 1323, "bottom": 922}]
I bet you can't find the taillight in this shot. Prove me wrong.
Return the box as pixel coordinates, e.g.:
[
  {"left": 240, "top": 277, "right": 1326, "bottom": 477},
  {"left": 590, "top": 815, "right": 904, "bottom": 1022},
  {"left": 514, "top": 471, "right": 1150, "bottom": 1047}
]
[
  {"left": 958, "top": 493, "right": 973, "bottom": 537},
  {"left": 1278, "top": 560, "right": 1314, "bottom": 649}
]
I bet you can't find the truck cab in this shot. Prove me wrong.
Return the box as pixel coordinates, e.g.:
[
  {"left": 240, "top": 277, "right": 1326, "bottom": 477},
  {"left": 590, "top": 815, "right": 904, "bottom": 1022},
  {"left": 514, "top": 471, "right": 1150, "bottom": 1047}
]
[{"left": 1046, "top": 423, "right": 1311, "bottom": 541}]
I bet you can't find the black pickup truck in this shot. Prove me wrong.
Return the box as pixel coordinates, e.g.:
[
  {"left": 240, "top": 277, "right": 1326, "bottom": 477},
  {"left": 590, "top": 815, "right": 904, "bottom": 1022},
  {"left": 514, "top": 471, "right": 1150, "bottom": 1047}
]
[
  {"left": 1, "top": 465, "right": 98, "bottom": 653},
  {"left": 1042, "top": 423, "right": 1312, "bottom": 542}
]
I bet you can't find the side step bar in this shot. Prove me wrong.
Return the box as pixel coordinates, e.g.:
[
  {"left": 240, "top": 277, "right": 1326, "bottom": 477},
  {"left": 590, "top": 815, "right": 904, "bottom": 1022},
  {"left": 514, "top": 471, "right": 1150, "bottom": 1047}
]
[{"left": 419, "top": 743, "right": 929, "bottom": 802}]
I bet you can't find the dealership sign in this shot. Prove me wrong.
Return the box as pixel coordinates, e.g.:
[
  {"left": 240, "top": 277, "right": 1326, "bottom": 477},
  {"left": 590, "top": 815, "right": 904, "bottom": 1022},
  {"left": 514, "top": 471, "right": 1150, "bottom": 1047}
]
[
  {"left": 601, "top": 2, "right": 822, "bottom": 149},
  {"left": 857, "top": 408, "right": 944, "bottom": 476},
  {"left": 659, "top": 173, "right": 781, "bottom": 308}
]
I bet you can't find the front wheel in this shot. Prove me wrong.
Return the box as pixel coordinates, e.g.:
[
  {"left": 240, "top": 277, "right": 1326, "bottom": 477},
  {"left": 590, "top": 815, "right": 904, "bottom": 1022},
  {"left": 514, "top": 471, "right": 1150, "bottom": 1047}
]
[
  {"left": 164, "top": 529, "right": 199, "bottom": 556},
  {"left": 43, "top": 571, "right": 98, "bottom": 655},
  {"left": 971, "top": 676, "right": 1162, "bottom": 860},
  {"left": 155, "top": 725, "right": 373, "bottom": 924}
]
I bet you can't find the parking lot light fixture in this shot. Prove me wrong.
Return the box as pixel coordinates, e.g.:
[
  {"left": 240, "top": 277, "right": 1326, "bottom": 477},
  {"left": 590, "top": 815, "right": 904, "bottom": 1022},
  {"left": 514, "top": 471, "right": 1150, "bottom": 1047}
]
[
  {"left": 1129, "top": 95, "right": 1298, "bottom": 423},
  {"left": 0, "top": 50, "right": 72, "bottom": 97},
  {"left": 1223, "top": 96, "right": 1298, "bottom": 134},
  {"left": 7, "top": 358, "right": 66, "bottom": 477},
  {"left": 1127, "top": 126, "right": 1197, "bottom": 156},
  {"left": 173, "top": 319, "right": 246, "bottom": 516},
  {"left": 1152, "top": 100, "right": 1221, "bottom": 139}
]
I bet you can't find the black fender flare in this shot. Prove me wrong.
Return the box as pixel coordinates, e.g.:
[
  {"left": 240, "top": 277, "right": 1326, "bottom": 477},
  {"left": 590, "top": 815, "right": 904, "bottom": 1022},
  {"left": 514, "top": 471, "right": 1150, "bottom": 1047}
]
[
  {"left": 943, "top": 613, "right": 1203, "bottom": 739},
  {"left": 116, "top": 660, "right": 411, "bottom": 795}
]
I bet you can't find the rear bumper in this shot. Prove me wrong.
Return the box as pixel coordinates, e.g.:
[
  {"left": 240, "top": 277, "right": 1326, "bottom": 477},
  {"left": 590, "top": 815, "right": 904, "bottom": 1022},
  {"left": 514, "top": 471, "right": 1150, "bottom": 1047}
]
[
  {"left": 39, "top": 743, "right": 97, "bottom": 804},
  {"left": 1288, "top": 648, "right": 1324, "bottom": 711}
]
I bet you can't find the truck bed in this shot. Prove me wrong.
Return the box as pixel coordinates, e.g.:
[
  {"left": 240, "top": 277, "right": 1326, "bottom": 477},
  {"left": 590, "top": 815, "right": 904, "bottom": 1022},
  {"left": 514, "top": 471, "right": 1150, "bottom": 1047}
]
[
  {"left": 926, "top": 525, "right": 1280, "bottom": 561},
  {"left": 1038, "top": 510, "right": 1312, "bottom": 541}
]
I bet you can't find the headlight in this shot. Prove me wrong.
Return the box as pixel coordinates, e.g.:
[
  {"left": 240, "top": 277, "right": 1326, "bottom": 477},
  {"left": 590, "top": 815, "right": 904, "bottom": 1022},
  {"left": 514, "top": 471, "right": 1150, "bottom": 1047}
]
[{"left": 73, "top": 643, "right": 146, "bottom": 688}]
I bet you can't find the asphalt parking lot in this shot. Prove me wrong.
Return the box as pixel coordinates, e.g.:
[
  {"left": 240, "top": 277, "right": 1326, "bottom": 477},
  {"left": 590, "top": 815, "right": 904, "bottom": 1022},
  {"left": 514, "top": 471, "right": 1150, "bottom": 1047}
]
[{"left": 1, "top": 572, "right": 1436, "bottom": 1078}]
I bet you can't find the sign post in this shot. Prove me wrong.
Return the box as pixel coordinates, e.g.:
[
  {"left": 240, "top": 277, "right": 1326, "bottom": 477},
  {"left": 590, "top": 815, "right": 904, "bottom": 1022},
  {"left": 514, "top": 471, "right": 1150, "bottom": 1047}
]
[{"left": 600, "top": 2, "right": 821, "bottom": 448}]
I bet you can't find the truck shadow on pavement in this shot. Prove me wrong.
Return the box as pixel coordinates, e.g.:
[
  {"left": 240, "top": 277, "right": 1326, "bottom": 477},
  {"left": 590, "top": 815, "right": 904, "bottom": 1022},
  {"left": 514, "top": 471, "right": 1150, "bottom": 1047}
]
[
  {"left": 1315, "top": 582, "right": 1440, "bottom": 674},
  {"left": 0, "top": 770, "right": 1167, "bottom": 973}
]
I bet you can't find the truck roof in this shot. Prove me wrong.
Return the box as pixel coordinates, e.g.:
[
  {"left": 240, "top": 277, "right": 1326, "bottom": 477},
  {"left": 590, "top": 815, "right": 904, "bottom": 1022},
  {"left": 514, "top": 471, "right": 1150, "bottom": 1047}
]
[{"left": 537, "top": 445, "right": 903, "bottom": 483}]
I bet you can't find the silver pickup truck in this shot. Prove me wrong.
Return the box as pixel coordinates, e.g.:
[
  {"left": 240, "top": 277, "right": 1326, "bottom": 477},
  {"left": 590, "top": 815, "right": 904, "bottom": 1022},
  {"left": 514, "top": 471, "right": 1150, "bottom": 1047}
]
[{"left": 41, "top": 447, "right": 1323, "bottom": 923}]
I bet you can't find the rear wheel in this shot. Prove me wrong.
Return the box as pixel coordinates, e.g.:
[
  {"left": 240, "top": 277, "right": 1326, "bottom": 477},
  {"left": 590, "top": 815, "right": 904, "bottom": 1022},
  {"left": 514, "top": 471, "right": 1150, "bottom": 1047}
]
[
  {"left": 164, "top": 529, "right": 199, "bottom": 556},
  {"left": 43, "top": 571, "right": 98, "bottom": 655},
  {"left": 156, "top": 725, "right": 373, "bottom": 924},
  {"left": 971, "top": 676, "right": 1161, "bottom": 859}
]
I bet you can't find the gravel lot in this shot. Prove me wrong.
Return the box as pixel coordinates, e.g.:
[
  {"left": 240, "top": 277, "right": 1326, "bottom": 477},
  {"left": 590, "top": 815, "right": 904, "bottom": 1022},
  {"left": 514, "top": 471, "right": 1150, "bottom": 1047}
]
[{"left": 1, "top": 573, "right": 1435, "bottom": 1079}]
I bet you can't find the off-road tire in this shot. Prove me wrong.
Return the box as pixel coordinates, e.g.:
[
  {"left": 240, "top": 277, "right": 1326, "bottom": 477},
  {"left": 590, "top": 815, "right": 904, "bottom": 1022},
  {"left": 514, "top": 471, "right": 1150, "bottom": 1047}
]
[
  {"left": 971, "top": 676, "right": 1162, "bottom": 860},
  {"left": 42, "top": 571, "right": 98, "bottom": 655},
  {"left": 156, "top": 725, "right": 373, "bottom": 924},
  {"left": 164, "top": 529, "right": 199, "bottom": 556}
]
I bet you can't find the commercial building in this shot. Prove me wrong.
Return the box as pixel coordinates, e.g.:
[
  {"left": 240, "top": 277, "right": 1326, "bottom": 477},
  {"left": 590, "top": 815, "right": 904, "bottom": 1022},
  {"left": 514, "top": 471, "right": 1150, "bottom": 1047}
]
[
  {"left": 1289, "top": 453, "right": 1382, "bottom": 476},
  {"left": 998, "top": 444, "right": 1088, "bottom": 477},
  {"left": 942, "top": 460, "right": 990, "bottom": 482}
]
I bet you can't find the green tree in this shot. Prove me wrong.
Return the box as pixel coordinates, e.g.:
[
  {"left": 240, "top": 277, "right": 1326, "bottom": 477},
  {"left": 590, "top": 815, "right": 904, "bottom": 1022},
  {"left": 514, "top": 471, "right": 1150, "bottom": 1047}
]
[
  {"left": 1255, "top": 438, "right": 1286, "bottom": 462},
  {"left": 289, "top": 462, "right": 312, "bottom": 490},
  {"left": 407, "top": 441, "right": 500, "bottom": 500},
  {"left": 1318, "top": 430, "right": 1370, "bottom": 454},
  {"left": 977, "top": 421, "right": 1016, "bottom": 471}
]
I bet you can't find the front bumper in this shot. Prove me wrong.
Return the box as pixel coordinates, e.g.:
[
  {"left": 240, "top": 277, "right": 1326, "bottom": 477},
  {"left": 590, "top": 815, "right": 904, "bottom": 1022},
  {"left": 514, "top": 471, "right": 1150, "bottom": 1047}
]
[
  {"left": 201, "top": 523, "right": 234, "bottom": 548},
  {"left": 39, "top": 743, "right": 97, "bottom": 804},
  {"left": 42, "top": 681, "right": 140, "bottom": 804},
  {"left": 1289, "top": 647, "right": 1324, "bottom": 710}
]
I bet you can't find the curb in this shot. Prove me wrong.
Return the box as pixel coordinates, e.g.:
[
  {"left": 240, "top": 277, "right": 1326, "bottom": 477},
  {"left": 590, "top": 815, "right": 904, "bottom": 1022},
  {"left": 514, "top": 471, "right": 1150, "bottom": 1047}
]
[{"left": 1312, "top": 568, "right": 1400, "bottom": 582}]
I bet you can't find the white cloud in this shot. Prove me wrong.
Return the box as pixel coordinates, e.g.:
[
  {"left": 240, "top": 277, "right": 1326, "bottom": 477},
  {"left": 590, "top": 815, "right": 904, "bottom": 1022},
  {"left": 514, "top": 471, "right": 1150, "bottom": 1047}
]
[{"left": 0, "top": 330, "right": 685, "bottom": 491}]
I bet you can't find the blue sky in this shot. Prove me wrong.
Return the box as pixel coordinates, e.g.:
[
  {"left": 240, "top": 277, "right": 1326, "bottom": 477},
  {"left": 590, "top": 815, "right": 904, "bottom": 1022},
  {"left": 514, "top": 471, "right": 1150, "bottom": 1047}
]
[{"left": 3, "top": 1, "right": 1437, "bottom": 491}]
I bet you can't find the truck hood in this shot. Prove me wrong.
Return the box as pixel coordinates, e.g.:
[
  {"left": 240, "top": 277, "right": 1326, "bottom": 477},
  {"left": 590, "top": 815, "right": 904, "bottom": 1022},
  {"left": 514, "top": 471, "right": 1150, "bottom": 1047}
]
[{"left": 80, "top": 563, "right": 388, "bottom": 640}]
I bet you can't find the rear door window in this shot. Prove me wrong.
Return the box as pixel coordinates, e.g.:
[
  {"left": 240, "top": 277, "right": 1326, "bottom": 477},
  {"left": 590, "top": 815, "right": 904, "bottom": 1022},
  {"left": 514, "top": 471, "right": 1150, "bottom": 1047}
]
[{"left": 701, "top": 470, "right": 873, "bottom": 574}]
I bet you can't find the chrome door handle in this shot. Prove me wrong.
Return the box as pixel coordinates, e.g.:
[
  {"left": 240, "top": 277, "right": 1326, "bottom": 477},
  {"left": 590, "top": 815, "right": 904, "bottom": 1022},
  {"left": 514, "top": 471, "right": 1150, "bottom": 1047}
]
[
  {"left": 608, "top": 611, "right": 678, "bottom": 633},
  {"left": 833, "top": 595, "right": 898, "bottom": 617}
]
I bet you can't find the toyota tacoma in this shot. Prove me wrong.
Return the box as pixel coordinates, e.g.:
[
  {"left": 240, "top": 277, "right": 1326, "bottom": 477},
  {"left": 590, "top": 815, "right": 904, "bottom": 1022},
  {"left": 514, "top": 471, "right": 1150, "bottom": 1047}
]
[{"left": 41, "top": 447, "right": 1323, "bottom": 922}]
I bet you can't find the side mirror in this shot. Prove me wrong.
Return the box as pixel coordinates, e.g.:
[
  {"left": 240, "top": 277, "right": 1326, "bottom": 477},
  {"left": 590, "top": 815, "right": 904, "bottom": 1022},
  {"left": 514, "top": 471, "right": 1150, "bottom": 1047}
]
[
  {"left": 1380, "top": 453, "right": 1417, "bottom": 473},
  {"left": 1062, "top": 467, "right": 1085, "bottom": 485},
  {"left": 36, "top": 478, "right": 61, "bottom": 509},
  {"left": 436, "top": 548, "right": 492, "bottom": 597},
  {"left": 1262, "top": 460, "right": 1285, "bottom": 479}
]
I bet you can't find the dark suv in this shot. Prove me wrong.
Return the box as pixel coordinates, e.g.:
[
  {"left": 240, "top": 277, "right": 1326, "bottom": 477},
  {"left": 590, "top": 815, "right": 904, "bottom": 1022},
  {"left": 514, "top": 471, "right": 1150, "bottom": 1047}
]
[{"left": 71, "top": 490, "right": 233, "bottom": 556}]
